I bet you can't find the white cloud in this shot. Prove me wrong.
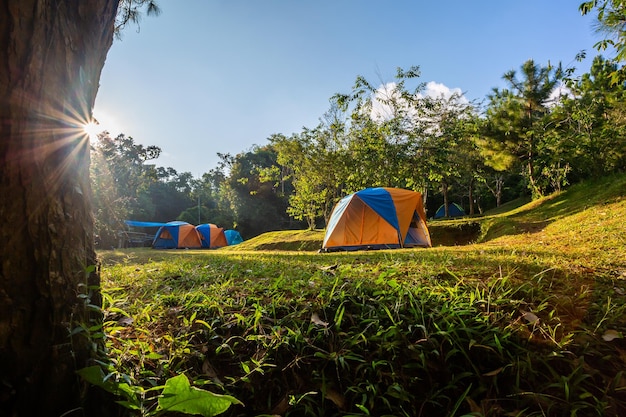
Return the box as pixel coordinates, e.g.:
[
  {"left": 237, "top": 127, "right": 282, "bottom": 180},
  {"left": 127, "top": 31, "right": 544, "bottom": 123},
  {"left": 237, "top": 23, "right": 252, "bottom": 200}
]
[
  {"left": 370, "top": 81, "right": 468, "bottom": 122},
  {"left": 370, "top": 82, "right": 401, "bottom": 121},
  {"left": 422, "top": 81, "right": 468, "bottom": 104},
  {"left": 546, "top": 82, "right": 573, "bottom": 107}
]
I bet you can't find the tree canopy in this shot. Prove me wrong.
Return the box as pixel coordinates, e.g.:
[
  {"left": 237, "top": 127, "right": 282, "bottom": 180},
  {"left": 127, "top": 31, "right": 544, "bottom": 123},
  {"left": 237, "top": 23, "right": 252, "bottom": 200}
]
[{"left": 96, "top": 47, "right": 625, "bottom": 239}]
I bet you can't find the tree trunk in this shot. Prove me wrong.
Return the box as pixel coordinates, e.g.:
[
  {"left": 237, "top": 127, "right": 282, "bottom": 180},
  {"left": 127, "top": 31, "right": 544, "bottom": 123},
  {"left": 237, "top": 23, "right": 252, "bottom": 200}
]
[
  {"left": 0, "top": 1, "right": 118, "bottom": 415},
  {"left": 486, "top": 173, "right": 504, "bottom": 207},
  {"left": 527, "top": 157, "right": 542, "bottom": 198},
  {"left": 441, "top": 181, "right": 449, "bottom": 217}
]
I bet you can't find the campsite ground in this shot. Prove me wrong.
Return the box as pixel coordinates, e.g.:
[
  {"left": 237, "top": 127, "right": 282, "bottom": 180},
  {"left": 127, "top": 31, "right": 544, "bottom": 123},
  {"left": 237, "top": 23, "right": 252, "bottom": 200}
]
[{"left": 97, "top": 173, "right": 626, "bottom": 416}]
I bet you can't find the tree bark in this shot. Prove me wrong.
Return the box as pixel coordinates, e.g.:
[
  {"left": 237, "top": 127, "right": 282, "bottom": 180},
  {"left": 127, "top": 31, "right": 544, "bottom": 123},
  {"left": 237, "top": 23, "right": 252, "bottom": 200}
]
[
  {"left": 468, "top": 177, "right": 474, "bottom": 216},
  {"left": 441, "top": 181, "right": 449, "bottom": 217},
  {"left": 0, "top": 1, "right": 118, "bottom": 415}
]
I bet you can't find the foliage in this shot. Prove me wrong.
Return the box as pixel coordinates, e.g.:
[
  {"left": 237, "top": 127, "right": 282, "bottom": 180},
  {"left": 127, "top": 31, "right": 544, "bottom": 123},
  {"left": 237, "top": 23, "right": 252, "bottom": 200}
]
[
  {"left": 186, "top": 164, "right": 236, "bottom": 227},
  {"left": 558, "top": 55, "right": 626, "bottom": 181},
  {"left": 334, "top": 66, "right": 432, "bottom": 193},
  {"left": 159, "top": 374, "right": 242, "bottom": 416},
  {"left": 482, "top": 60, "right": 563, "bottom": 198},
  {"left": 91, "top": 132, "right": 197, "bottom": 248},
  {"left": 96, "top": 173, "right": 626, "bottom": 416},
  {"left": 77, "top": 366, "right": 240, "bottom": 416},
  {"left": 115, "top": 0, "right": 162, "bottom": 36},
  {"left": 270, "top": 119, "right": 346, "bottom": 229},
  {"left": 221, "top": 146, "right": 297, "bottom": 238},
  {"left": 580, "top": 0, "right": 626, "bottom": 82},
  {"left": 91, "top": 133, "right": 161, "bottom": 247}
]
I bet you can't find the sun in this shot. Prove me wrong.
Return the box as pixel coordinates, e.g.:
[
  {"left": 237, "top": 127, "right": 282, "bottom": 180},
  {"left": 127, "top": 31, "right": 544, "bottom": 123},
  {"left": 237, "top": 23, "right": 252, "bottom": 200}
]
[{"left": 83, "top": 120, "right": 101, "bottom": 141}]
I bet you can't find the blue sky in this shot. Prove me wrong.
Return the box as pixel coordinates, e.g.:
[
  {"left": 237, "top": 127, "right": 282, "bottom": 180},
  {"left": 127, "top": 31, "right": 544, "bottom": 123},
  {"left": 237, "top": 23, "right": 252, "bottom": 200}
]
[{"left": 93, "top": 1, "right": 600, "bottom": 178}]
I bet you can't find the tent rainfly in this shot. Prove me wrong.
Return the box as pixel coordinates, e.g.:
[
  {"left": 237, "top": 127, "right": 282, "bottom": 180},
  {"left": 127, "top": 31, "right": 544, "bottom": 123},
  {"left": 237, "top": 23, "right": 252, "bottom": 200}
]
[{"left": 322, "top": 187, "right": 431, "bottom": 251}]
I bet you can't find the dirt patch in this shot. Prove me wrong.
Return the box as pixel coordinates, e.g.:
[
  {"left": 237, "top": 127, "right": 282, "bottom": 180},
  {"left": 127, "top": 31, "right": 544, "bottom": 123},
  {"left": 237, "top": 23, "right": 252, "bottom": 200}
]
[{"left": 429, "top": 222, "right": 481, "bottom": 246}]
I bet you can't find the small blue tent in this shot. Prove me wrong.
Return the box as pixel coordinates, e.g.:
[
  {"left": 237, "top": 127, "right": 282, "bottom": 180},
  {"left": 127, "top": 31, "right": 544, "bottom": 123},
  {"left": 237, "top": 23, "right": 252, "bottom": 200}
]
[
  {"left": 224, "top": 230, "right": 244, "bottom": 245},
  {"left": 434, "top": 203, "right": 466, "bottom": 219}
]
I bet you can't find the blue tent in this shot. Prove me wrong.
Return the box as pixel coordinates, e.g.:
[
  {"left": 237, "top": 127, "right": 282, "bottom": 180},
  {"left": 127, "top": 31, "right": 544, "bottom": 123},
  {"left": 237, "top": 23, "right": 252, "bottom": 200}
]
[
  {"left": 224, "top": 230, "right": 244, "bottom": 245},
  {"left": 434, "top": 203, "right": 466, "bottom": 219}
]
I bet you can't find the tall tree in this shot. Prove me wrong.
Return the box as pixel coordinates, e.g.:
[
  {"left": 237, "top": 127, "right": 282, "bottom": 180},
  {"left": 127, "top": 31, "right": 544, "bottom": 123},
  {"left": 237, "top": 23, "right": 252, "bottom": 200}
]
[
  {"left": 559, "top": 55, "right": 626, "bottom": 179},
  {"left": 483, "top": 60, "right": 562, "bottom": 197},
  {"left": 334, "top": 66, "right": 432, "bottom": 192},
  {"left": 182, "top": 162, "right": 235, "bottom": 227},
  {"left": 224, "top": 146, "right": 293, "bottom": 238},
  {"left": 419, "top": 93, "right": 477, "bottom": 216},
  {"left": 146, "top": 167, "right": 195, "bottom": 221},
  {"left": 271, "top": 120, "right": 346, "bottom": 229},
  {"left": 91, "top": 132, "right": 162, "bottom": 246},
  {"left": 0, "top": 1, "right": 158, "bottom": 414}
]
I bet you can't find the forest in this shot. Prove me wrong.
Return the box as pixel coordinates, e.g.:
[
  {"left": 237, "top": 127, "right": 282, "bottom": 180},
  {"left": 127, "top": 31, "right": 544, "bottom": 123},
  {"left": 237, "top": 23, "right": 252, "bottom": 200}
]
[{"left": 92, "top": 54, "right": 626, "bottom": 248}]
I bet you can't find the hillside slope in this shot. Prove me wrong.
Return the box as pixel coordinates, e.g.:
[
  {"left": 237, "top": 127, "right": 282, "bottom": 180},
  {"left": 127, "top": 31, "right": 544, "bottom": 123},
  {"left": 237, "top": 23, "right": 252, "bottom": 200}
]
[{"left": 224, "top": 173, "right": 626, "bottom": 257}]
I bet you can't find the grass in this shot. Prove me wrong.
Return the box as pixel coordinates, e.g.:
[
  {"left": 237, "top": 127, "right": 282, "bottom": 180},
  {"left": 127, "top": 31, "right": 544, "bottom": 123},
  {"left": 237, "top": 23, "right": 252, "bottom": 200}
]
[
  {"left": 95, "top": 173, "right": 626, "bottom": 416},
  {"left": 219, "top": 229, "right": 326, "bottom": 252}
]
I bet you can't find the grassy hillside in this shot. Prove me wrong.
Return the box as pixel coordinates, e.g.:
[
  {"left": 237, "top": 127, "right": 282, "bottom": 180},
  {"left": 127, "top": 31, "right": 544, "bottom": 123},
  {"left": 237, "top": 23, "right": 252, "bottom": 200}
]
[
  {"left": 221, "top": 228, "right": 326, "bottom": 251},
  {"left": 96, "top": 174, "right": 626, "bottom": 417},
  {"left": 215, "top": 172, "right": 625, "bottom": 255}
]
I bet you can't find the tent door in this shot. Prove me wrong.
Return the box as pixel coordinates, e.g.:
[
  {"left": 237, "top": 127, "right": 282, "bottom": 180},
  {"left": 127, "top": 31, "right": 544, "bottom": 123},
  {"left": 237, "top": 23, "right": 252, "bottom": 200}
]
[{"left": 404, "top": 212, "right": 429, "bottom": 247}]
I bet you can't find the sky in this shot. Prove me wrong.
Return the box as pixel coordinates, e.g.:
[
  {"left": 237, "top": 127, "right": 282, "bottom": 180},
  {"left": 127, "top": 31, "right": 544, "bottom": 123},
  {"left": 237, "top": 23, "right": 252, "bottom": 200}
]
[{"left": 93, "top": 0, "right": 601, "bottom": 178}]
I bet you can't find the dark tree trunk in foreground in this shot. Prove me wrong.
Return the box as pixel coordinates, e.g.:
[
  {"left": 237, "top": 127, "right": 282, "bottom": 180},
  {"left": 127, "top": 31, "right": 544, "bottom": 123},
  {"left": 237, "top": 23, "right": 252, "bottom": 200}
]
[{"left": 0, "top": 1, "right": 118, "bottom": 415}]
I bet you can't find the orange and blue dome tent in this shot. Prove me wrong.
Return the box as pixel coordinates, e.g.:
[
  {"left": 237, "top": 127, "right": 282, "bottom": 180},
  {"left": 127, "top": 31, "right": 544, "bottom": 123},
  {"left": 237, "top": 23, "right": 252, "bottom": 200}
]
[
  {"left": 153, "top": 221, "right": 202, "bottom": 249},
  {"left": 322, "top": 187, "right": 431, "bottom": 251},
  {"left": 196, "top": 223, "right": 228, "bottom": 249}
]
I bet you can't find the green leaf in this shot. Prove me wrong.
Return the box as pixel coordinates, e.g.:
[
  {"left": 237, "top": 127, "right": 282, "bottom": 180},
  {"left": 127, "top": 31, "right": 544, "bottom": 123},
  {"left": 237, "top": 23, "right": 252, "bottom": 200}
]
[
  {"left": 145, "top": 352, "right": 164, "bottom": 360},
  {"left": 158, "top": 374, "right": 242, "bottom": 417},
  {"left": 77, "top": 366, "right": 118, "bottom": 395},
  {"left": 77, "top": 366, "right": 140, "bottom": 406}
]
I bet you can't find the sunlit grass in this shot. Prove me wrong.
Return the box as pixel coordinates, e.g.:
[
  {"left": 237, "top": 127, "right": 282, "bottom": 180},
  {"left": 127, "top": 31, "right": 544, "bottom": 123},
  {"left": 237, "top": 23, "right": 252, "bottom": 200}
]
[{"left": 96, "top": 173, "right": 626, "bottom": 416}]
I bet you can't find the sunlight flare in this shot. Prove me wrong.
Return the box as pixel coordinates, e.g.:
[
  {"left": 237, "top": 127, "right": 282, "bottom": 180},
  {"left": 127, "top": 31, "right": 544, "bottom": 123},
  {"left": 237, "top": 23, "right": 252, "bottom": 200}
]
[{"left": 83, "top": 120, "right": 101, "bottom": 141}]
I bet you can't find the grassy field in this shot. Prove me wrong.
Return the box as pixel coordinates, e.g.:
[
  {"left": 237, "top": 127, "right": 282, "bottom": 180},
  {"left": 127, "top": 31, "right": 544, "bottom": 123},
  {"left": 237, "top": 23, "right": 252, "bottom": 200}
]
[{"left": 96, "top": 174, "right": 626, "bottom": 416}]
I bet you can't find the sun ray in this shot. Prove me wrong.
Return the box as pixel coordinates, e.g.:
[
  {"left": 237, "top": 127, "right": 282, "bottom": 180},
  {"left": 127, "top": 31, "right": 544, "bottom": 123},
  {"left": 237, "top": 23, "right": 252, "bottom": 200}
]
[{"left": 83, "top": 120, "right": 101, "bottom": 141}]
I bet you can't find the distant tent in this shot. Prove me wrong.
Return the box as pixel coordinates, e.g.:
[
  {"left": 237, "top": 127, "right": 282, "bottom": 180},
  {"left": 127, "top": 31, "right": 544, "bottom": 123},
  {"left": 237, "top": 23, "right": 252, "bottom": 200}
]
[
  {"left": 434, "top": 202, "right": 466, "bottom": 219},
  {"left": 224, "top": 229, "right": 244, "bottom": 245},
  {"left": 196, "top": 223, "right": 228, "bottom": 249},
  {"left": 152, "top": 221, "right": 202, "bottom": 249},
  {"left": 322, "top": 187, "right": 431, "bottom": 251}
]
